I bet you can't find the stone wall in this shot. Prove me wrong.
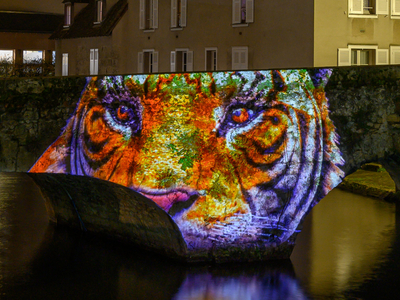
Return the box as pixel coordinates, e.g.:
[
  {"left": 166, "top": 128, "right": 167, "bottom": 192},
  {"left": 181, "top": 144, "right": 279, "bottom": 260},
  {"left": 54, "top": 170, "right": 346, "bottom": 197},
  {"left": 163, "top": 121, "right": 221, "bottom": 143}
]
[
  {"left": 2, "top": 67, "right": 400, "bottom": 174},
  {"left": 326, "top": 66, "right": 400, "bottom": 174},
  {"left": 0, "top": 76, "right": 86, "bottom": 171}
]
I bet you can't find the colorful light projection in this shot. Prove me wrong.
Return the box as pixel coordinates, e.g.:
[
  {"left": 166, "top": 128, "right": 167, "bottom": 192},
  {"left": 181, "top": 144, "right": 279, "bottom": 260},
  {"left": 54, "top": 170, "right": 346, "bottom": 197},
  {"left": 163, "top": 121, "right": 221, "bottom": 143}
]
[{"left": 30, "top": 70, "right": 344, "bottom": 251}]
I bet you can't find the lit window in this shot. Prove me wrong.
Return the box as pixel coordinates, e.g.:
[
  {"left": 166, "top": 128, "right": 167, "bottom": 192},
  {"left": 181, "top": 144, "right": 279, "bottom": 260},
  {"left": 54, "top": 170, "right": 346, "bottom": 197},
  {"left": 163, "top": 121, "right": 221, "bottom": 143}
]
[
  {"left": 232, "top": 0, "right": 254, "bottom": 25},
  {"left": 139, "top": 0, "right": 158, "bottom": 30},
  {"left": 338, "top": 46, "right": 388, "bottom": 66},
  {"left": 90, "top": 49, "right": 99, "bottom": 75},
  {"left": 348, "top": 0, "right": 388, "bottom": 16},
  {"left": 138, "top": 50, "right": 158, "bottom": 73},
  {"left": 62, "top": 53, "right": 68, "bottom": 76},
  {"left": 170, "top": 49, "right": 193, "bottom": 72},
  {"left": 95, "top": 0, "right": 103, "bottom": 23},
  {"left": 171, "top": 0, "right": 187, "bottom": 28},
  {"left": 232, "top": 47, "right": 248, "bottom": 70},
  {"left": 64, "top": 3, "right": 73, "bottom": 26},
  {"left": 205, "top": 48, "right": 217, "bottom": 71},
  {"left": 0, "top": 50, "right": 14, "bottom": 62}
]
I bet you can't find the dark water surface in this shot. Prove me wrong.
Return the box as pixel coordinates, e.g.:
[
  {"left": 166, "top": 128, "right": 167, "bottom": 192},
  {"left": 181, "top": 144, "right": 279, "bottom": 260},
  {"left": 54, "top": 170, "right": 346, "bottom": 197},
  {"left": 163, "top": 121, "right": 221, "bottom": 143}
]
[{"left": 0, "top": 172, "right": 399, "bottom": 299}]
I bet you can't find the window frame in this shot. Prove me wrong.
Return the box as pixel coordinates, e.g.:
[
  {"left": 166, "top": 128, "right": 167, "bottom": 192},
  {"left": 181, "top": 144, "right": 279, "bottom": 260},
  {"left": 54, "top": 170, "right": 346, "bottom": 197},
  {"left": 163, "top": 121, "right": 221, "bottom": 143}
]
[
  {"left": 64, "top": 2, "right": 73, "bottom": 27},
  {"left": 170, "top": 48, "right": 193, "bottom": 72},
  {"left": 94, "top": 0, "right": 104, "bottom": 24},
  {"left": 232, "top": 0, "right": 254, "bottom": 26},
  {"left": 231, "top": 46, "right": 248, "bottom": 70},
  {"left": 171, "top": 0, "right": 187, "bottom": 29},
  {"left": 205, "top": 47, "right": 218, "bottom": 71},
  {"left": 348, "top": 0, "right": 388, "bottom": 18},
  {"left": 138, "top": 49, "right": 159, "bottom": 73},
  {"left": 338, "top": 45, "right": 389, "bottom": 66},
  {"left": 140, "top": 0, "right": 158, "bottom": 30}
]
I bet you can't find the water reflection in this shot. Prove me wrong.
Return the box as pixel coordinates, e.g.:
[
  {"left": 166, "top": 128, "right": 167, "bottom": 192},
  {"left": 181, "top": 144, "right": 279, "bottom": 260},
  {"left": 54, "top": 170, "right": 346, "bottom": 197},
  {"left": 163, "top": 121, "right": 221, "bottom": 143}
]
[{"left": 0, "top": 172, "right": 399, "bottom": 299}]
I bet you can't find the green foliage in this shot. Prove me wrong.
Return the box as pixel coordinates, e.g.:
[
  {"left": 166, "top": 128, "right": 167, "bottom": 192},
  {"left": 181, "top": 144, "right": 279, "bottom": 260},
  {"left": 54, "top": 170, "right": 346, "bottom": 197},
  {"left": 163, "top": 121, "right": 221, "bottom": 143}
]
[
  {"left": 167, "top": 130, "right": 201, "bottom": 171},
  {"left": 0, "top": 58, "right": 55, "bottom": 78}
]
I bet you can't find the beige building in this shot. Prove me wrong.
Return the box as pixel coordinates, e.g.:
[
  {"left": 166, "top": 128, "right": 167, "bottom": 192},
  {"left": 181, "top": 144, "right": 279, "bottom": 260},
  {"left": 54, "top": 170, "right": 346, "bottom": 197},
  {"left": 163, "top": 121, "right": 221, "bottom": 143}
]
[
  {"left": 315, "top": 0, "right": 400, "bottom": 67},
  {"left": 0, "top": 1, "right": 63, "bottom": 74},
  {"left": 52, "top": 0, "right": 314, "bottom": 76}
]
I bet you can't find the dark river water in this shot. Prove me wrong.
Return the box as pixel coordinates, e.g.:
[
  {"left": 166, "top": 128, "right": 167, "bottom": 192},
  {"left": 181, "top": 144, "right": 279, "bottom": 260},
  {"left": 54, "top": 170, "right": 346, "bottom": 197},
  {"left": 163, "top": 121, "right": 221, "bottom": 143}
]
[{"left": 0, "top": 172, "right": 399, "bottom": 300}]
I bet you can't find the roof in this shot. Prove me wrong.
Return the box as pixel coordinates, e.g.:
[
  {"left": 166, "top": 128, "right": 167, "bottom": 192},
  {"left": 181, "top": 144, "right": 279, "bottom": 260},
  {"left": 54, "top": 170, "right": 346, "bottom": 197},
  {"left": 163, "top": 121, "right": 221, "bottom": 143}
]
[
  {"left": 51, "top": 0, "right": 127, "bottom": 40},
  {"left": 0, "top": 11, "right": 63, "bottom": 34}
]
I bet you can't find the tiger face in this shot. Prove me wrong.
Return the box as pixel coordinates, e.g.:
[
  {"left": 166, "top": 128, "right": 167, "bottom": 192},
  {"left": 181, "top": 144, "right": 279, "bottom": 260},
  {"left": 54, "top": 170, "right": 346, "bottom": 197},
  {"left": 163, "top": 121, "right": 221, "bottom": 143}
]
[{"left": 30, "top": 70, "right": 344, "bottom": 251}]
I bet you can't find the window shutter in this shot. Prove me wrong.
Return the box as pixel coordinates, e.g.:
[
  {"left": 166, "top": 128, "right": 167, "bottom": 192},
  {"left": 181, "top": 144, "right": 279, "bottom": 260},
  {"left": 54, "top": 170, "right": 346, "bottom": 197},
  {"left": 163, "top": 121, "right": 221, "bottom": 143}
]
[
  {"left": 90, "top": 49, "right": 94, "bottom": 75},
  {"left": 349, "top": 0, "right": 363, "bottom": 14},
  {"left": 376, "top": 0, "right": 388, "bottom": 14},
  {"left": 138, "top": 52, "right": 144, "bottom": 73},
  {"left": 393, "top": 0, "right": 400, "bottom": 15},
  {"left": 391, "top": 46, "right": 400, "bottom": 64},
  {"left": 170, "top": 51, "right": 176, "bottom": 72},
  {"left": 94, "top": 49, "right": 99, "bottom": 75},
  {"left": 338, "top": 48, "right": 351, "bottom": 66},
  {"left": 152, "top": 0, "right": 158, "bottom": 28},
  {"left": 186, "top": 51, "right": 193, "bottom": 71},
  {"left": 171, "top": 0, "right": 177, "bottom": 27},
  {"left": 376, "top": 49, "right": 389, "bottom": 65},
  {"left": 139, "top": 0, "right": 145, "bottom": 29},
  {"left": 152, "top": 51, "right": 159, "bottom": 73},
  {"left": 62, "top": 53, "right": 68, "bottom": 76},
  {"left": 232, "top": 49, "right": 240, "bottom": 70},
  {"left": 232, "top": 0, "right": 240, "bottom": 24},
  {"left": 246, "top": 0, "right": 254, "bottom": 23},
  {"left": 180, "top": 0, "right": 187, "bottom": 27}
]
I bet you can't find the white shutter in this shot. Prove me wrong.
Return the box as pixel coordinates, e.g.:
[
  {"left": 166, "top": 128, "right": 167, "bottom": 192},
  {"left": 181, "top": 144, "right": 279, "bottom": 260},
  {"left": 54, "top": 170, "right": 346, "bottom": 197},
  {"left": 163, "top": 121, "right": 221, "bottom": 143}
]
[
  {"left": 376, "top": 0, "right": 388, "bottom": 14},
  {"left": 186, "top": 51, "right": 193, "bottom": 71},
  {"left": 152, "top": 0, "right": 158, "bottom": 28},
  {"left": 170, "top": 51, "right": 176, "bottom": 72},
  {"left": 94, "top": 49, "right": 99, "bottom": 75},
  {"left": 338, "top": 48, "right": 351, "bottom": 66},
  {"left": 138, "top": 52, "right": 144, "bottom": 73},
  {"left": 180, "top": 0, "right": 187, "bottom": 27},
  {"left": 391, "top": 46, "right": 400, "bottom": 64},
  {"left": 376, "top": 49, "right": 389, "bottom": 65},
  {"left": 90, "top": 49, "right": 94, "bottom": 75},
  {"left": 232, "top": 48, "right": 240, "bottom": 70},
  {"left": 393, "top": 0, "right": 400, "bottom": 15},
  {"left": 171, "top": 0, "right": 177, "bottom": 27},
  {"left": 349, "top": 0, "right": 363, "bottom": 14},
  {"left": 152, "top": 51, "right": 159, "bottom": 73},
  {"left": 232, "top": 0, "right": 240, "bottom": 24},
  {"left": 62, "top": 53, "right": 68, "bottom": 76},
  {"left": 246, "top": 0, "right": 254, "bottom": 23},
  {"left": 139, "top": 0, "right": 145, "bottom": 29},
  {"left": 240, "top": 48, "right": 248, "bottom": 69}
]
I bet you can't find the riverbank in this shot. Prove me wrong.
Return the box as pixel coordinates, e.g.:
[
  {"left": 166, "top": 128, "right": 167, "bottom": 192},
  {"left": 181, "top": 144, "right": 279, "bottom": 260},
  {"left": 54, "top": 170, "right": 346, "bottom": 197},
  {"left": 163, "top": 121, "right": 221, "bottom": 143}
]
[{"left": 338, "top": 163, "right": 396, "bottom": 200}]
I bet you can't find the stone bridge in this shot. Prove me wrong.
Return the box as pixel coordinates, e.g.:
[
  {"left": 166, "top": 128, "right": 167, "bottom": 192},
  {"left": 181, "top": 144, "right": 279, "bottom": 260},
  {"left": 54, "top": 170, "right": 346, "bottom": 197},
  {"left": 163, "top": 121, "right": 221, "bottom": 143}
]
[{"left": 2, "top": 67, "right": 400, "bottom": 262}]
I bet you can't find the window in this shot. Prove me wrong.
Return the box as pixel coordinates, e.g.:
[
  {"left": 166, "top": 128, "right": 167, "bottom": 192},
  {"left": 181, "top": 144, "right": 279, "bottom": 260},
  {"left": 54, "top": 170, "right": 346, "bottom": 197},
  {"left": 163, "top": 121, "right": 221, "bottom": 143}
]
[
  {"left": 90, "top": 49, "right": 99, "bottom": 75},
  {"left": 170, "top": 49, "right": 193, "bottom": 72},
  {"left": 338, "top": 45, "right": 388, "bottom": 66},
  {"left": 23, "top": 50, "right": 43, "bottom": 63},
  {"left": 0, "top": 50, "right": 13, "bottom": 62},
  {"left": 95, "top": 0, "right": 104, "bottom": 23},
  {"left": 139, "top": 0, "right": 158, "bottom": 30},
  {"left": 64, "top": 3, "right": 73, "bottom": 26},
  {"left": 232, "top": 0, "right": 254, "bottom": 25},
  {"left": 390, "top": 46, "right": 400, "bottom": 64},
  {"left": 171, "top": 0, "right": 187, "bottom": 28},
  {"left": 205, "top": 48, "right": 217, "bottom": 71},
  {"left": 348, "top": 0, "right": 388, "bottom": 16},
  {"left": 392, "top": 0, "right": 400, "bottom": 16},
  {"left": 232, "top": 47, "right": 248, "bottom": 70},
  {"left": 138, "top": 50, "right": 158, "bottom": 73},
  {"left": 62, "top": 53, "right": 68, "bottom": 76}
]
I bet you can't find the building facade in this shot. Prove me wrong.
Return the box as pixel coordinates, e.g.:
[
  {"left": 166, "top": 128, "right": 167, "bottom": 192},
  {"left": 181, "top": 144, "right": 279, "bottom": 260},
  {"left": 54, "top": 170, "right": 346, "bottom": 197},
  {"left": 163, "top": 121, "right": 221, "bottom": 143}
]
[
  {"left": 315, "top": 0, "right": 400, "bottom": 67},
  {"left": 52, "top": 0, "right": 314, "bottom": 76}
]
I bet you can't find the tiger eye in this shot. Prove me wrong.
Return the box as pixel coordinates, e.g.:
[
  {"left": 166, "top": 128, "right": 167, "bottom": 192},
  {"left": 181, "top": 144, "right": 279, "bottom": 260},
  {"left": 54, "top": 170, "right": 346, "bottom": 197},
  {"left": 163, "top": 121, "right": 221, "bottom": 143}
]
[
  {"left": 117, "top": 106, "right": 131, "bottom": 122},
  {"left": 232, "top": 108, "right": 249, "bottom": 123}
]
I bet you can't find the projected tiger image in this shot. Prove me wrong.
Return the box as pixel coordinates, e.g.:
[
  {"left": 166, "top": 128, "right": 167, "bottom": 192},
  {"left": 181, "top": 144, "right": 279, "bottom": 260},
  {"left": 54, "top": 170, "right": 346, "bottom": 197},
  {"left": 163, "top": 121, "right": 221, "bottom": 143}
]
[{"left": 30, "top": 70, "right": 344, "bottom": 251}]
